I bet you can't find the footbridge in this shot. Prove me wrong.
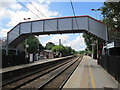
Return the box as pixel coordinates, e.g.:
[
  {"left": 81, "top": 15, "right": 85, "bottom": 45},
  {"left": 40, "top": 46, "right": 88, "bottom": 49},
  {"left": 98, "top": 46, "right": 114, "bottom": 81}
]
[{"left": 7, "top": 15, "right": 108, "bottom": 47}]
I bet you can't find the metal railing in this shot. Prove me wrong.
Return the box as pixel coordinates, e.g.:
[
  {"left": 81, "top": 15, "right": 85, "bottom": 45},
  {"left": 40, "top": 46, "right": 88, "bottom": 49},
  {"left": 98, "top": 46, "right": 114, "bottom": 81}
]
[{"left": 99, "top": 55, "right": 120, "bottom": 83}]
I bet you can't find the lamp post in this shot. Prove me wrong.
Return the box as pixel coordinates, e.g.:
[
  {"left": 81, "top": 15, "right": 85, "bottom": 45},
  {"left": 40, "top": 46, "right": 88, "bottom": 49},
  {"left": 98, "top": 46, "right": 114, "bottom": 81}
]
[
  {"left": 23, "top": 18, "right": 31, "bottom": 60},
  {"left": 91, "top": 8, "right": 101, "bottom": 19},
  {"left": 23, "top": 18, "right": 31, "bottom": 21}
]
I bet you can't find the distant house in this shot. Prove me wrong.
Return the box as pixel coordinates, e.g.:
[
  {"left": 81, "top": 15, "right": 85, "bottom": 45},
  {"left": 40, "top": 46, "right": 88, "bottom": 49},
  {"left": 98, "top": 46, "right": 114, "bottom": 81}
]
[{"left": 40, "top": 50, "right": 54, "bottom": 59}]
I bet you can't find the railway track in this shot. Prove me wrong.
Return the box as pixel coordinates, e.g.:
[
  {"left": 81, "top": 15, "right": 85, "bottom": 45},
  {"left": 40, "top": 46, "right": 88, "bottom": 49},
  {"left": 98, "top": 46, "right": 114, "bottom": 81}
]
[
  {"left": 2, "top": 55, "right": 82, "bottom": 90},
  {"left": 40, "top": 55, "right": 82, "bottom": 90},
  {"left": 2, "top": 55, "right": 75, "bottom": 86}
]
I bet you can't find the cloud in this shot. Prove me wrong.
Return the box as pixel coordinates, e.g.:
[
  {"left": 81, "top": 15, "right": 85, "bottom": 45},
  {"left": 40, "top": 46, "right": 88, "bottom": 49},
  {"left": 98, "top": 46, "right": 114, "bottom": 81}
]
[
  {"left": 0, "top": 1, "right": 86, "bottom": 51},
  {"left": 65, "top": 34, "right": 86, "bottom": 51},
  {"left": 0, "top": 29, "right": 11, "bottom": 39},
  {"left": 40, "top": 34, "right": 86, "bottom": 51},
  {"left": 0, "top": 0, "right": 60, "bottom": 38},
  {"left": 39, "top": 35, "right": 49, "bottom": 39},
  {"left": 6, "top": 2, "right": 59, "bottom": 27},
  {"left": 10, "top": 3, "right": 22, "bottom": 10},
  {"left": 42, "top": 34, "right": 69, "bottom": 46},
  {"left": 0, "top": 1, "right": 22, "bottom": 18}
]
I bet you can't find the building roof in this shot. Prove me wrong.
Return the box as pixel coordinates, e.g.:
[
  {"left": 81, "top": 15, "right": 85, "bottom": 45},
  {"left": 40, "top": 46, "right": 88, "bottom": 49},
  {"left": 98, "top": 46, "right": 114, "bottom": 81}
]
[{"left": 44, "top": 50, "right": 53, "bottom": 53}]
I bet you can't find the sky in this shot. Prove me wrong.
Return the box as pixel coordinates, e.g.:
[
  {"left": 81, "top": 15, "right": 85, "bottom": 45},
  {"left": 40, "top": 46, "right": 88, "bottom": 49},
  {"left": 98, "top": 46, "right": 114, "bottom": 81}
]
[{"left": 0, "top": 0, "right": 105, "bottom": 51}]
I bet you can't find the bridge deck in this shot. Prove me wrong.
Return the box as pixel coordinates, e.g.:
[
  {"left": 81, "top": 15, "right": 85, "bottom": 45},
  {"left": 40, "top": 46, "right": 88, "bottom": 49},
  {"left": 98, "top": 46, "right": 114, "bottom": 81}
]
[
  {"left": 63, "top": 56, "right": 119, "bottom": 89},
  {"left": 7, "top": 15, "right": 107, "bottom": 47}
]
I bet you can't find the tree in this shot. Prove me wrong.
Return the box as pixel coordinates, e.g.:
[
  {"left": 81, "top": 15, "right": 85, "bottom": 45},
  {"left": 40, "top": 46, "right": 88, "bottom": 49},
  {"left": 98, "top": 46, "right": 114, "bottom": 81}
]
[
  {"left": 82, "top": 33, "right": 97, "bottom": 52},
  {"left": 51, "top": 45, "right": 65, "bottom": 56},
  {"left": 79, "top": 50, "right": 85, "bottom": 55},
  {"left": 45, "top": 42, "right": 55, "bottom": 50},
  {"left": 22, "top": 36, "right": 44, "bottom": 54},
  {"left": 101, "top": 2, "right": 120, "bottom": 42},
  {"left": 51, "top": 45, "right": 74, "bottom": 56},
  {"left": 39, "top": 43, "right": 44, "bottom": 52},
  {"left": 82, "top": 33, "right": 98, "bottom": 58},
  {"left": 64, "top": 46, "right": 72, "bottom": 56},
  {"left": 71, "top": 49, "right": 77, "bottom": 55},
  {"left": 83, "top": 33, "right": 92, "bottom": 52}
]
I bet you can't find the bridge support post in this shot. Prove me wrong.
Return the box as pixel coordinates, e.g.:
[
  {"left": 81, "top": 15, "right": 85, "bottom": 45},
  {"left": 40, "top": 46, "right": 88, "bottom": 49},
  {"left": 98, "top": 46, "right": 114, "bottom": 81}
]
[
  {"left": 6, "top": 47, "right": 8, "bottom": 55},
  {"left": 97, "top": 40, "right": 99, "bottom": 60},
  {"left": 6, "top": 35, "right": 8, "bottom": 55},
  {"left": 16, "top": 49, "right": 18, "bottom": 55}
]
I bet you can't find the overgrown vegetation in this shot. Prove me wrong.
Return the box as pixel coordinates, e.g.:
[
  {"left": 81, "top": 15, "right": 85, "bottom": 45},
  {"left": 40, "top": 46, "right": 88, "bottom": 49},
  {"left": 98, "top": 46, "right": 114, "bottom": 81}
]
[
  {"left": 101, "top": 2, "right": 120, "bottom": 42},
  {"left": 22, "top": 36, "right": 44, "bottom": 54},
  {"left": 45, "top": 42, "right": 77, "bottom": 57},
  {"left": 22, "top": 37, "right": 77, "bottom": 56}
]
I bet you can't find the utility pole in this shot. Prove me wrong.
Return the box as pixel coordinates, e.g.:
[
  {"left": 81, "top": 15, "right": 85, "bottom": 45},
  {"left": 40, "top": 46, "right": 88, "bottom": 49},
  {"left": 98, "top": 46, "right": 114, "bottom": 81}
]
[{"left": 23, "top": 18, "right": 30, "bottom": 59}]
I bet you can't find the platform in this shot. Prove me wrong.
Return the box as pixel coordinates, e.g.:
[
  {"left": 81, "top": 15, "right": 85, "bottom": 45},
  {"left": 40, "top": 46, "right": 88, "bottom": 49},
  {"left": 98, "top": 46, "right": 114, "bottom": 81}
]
[
  {"left": 63, "top": 56, "right": 119, "bottom": 89},
  {"left": 1, "top": 55, "right": 74, "bottom": 74}
]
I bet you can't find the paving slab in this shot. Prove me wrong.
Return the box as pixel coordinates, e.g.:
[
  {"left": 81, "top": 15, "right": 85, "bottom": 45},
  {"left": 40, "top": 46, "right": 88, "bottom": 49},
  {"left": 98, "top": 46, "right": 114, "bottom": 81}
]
[{"left": 63, "top": 56, "right": 119, "bottom": 89}]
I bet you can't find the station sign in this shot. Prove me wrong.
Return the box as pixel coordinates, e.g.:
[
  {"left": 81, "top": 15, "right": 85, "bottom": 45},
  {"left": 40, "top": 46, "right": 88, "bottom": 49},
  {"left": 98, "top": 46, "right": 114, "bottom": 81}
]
[{"left": 107, "top": 42, "right": 114, "bottom": 49}]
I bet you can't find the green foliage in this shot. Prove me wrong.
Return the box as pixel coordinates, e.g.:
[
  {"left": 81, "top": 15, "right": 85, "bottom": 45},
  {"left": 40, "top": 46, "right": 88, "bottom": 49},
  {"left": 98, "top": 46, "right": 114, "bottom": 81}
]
[
  {"left": 26, "top": 36, "right": 39, "bottom": 53},
  {"left": 39, "top": 43, "right": 44, "bottom": 52},
  {"left": 83, "top": 33, "right": 92, "bottom": 52},
  {"left": 71, "top": 49, "right": 77, "bottom": 55},
  {"left": 21, "top": 36, "right": 76, "bottom": 56},
  {"left": 23, "top": 36, "right": 44, "bottom": 54},
  {"left": 82, "top": 33, "right": 96, "bottom": 52},
  {"left": 79, "top": 50, "right": 86, "bottom": 55},
  {"left": 101, "top": 2, "right": 120, "bottom": 41},
  {"left": 45, "top": 42, "right": 55, "bottom": 50},
  {"left": 51, "top": 45, "right": 76, "bottom": 56},
  {"left": 51, "top": 45, "right": 65, "bottom": 56},
  {"left": 85, "top": 48, "right": 92, "bottom": 55},
  {"left": 79, "top": 49, "right": 91, "bottom": 55},
  {"left": 64, "top": 46, "right": 77, "bottom": 56}
]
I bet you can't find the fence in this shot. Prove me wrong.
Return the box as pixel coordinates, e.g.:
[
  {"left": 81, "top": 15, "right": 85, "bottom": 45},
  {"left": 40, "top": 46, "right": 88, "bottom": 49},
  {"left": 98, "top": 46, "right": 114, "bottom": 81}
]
[
  {"left": 2, "top": 53, "right": 28, "bottom": 68},
  {"left": 2, "top": 53, "right": 41, "bottom": 68},
  {"left": 99, "top": 55, "right": 120, "bottom": 83}
]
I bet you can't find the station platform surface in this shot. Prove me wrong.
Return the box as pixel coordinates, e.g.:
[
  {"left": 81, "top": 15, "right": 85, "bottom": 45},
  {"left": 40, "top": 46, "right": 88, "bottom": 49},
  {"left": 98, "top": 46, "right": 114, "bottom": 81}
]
[
  {"left": 1, "top": 56, "right": 73, "bottom": 74},
  {"left": 63, "top": 56, "right": 119, "bottom": 89}
]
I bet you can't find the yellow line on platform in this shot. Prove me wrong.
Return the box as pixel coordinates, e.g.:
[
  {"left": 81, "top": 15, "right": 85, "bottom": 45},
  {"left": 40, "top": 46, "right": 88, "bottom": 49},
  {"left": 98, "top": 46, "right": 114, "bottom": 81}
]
[{"left": 88, "top": 62, "right": 96, "bottom": 89}]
